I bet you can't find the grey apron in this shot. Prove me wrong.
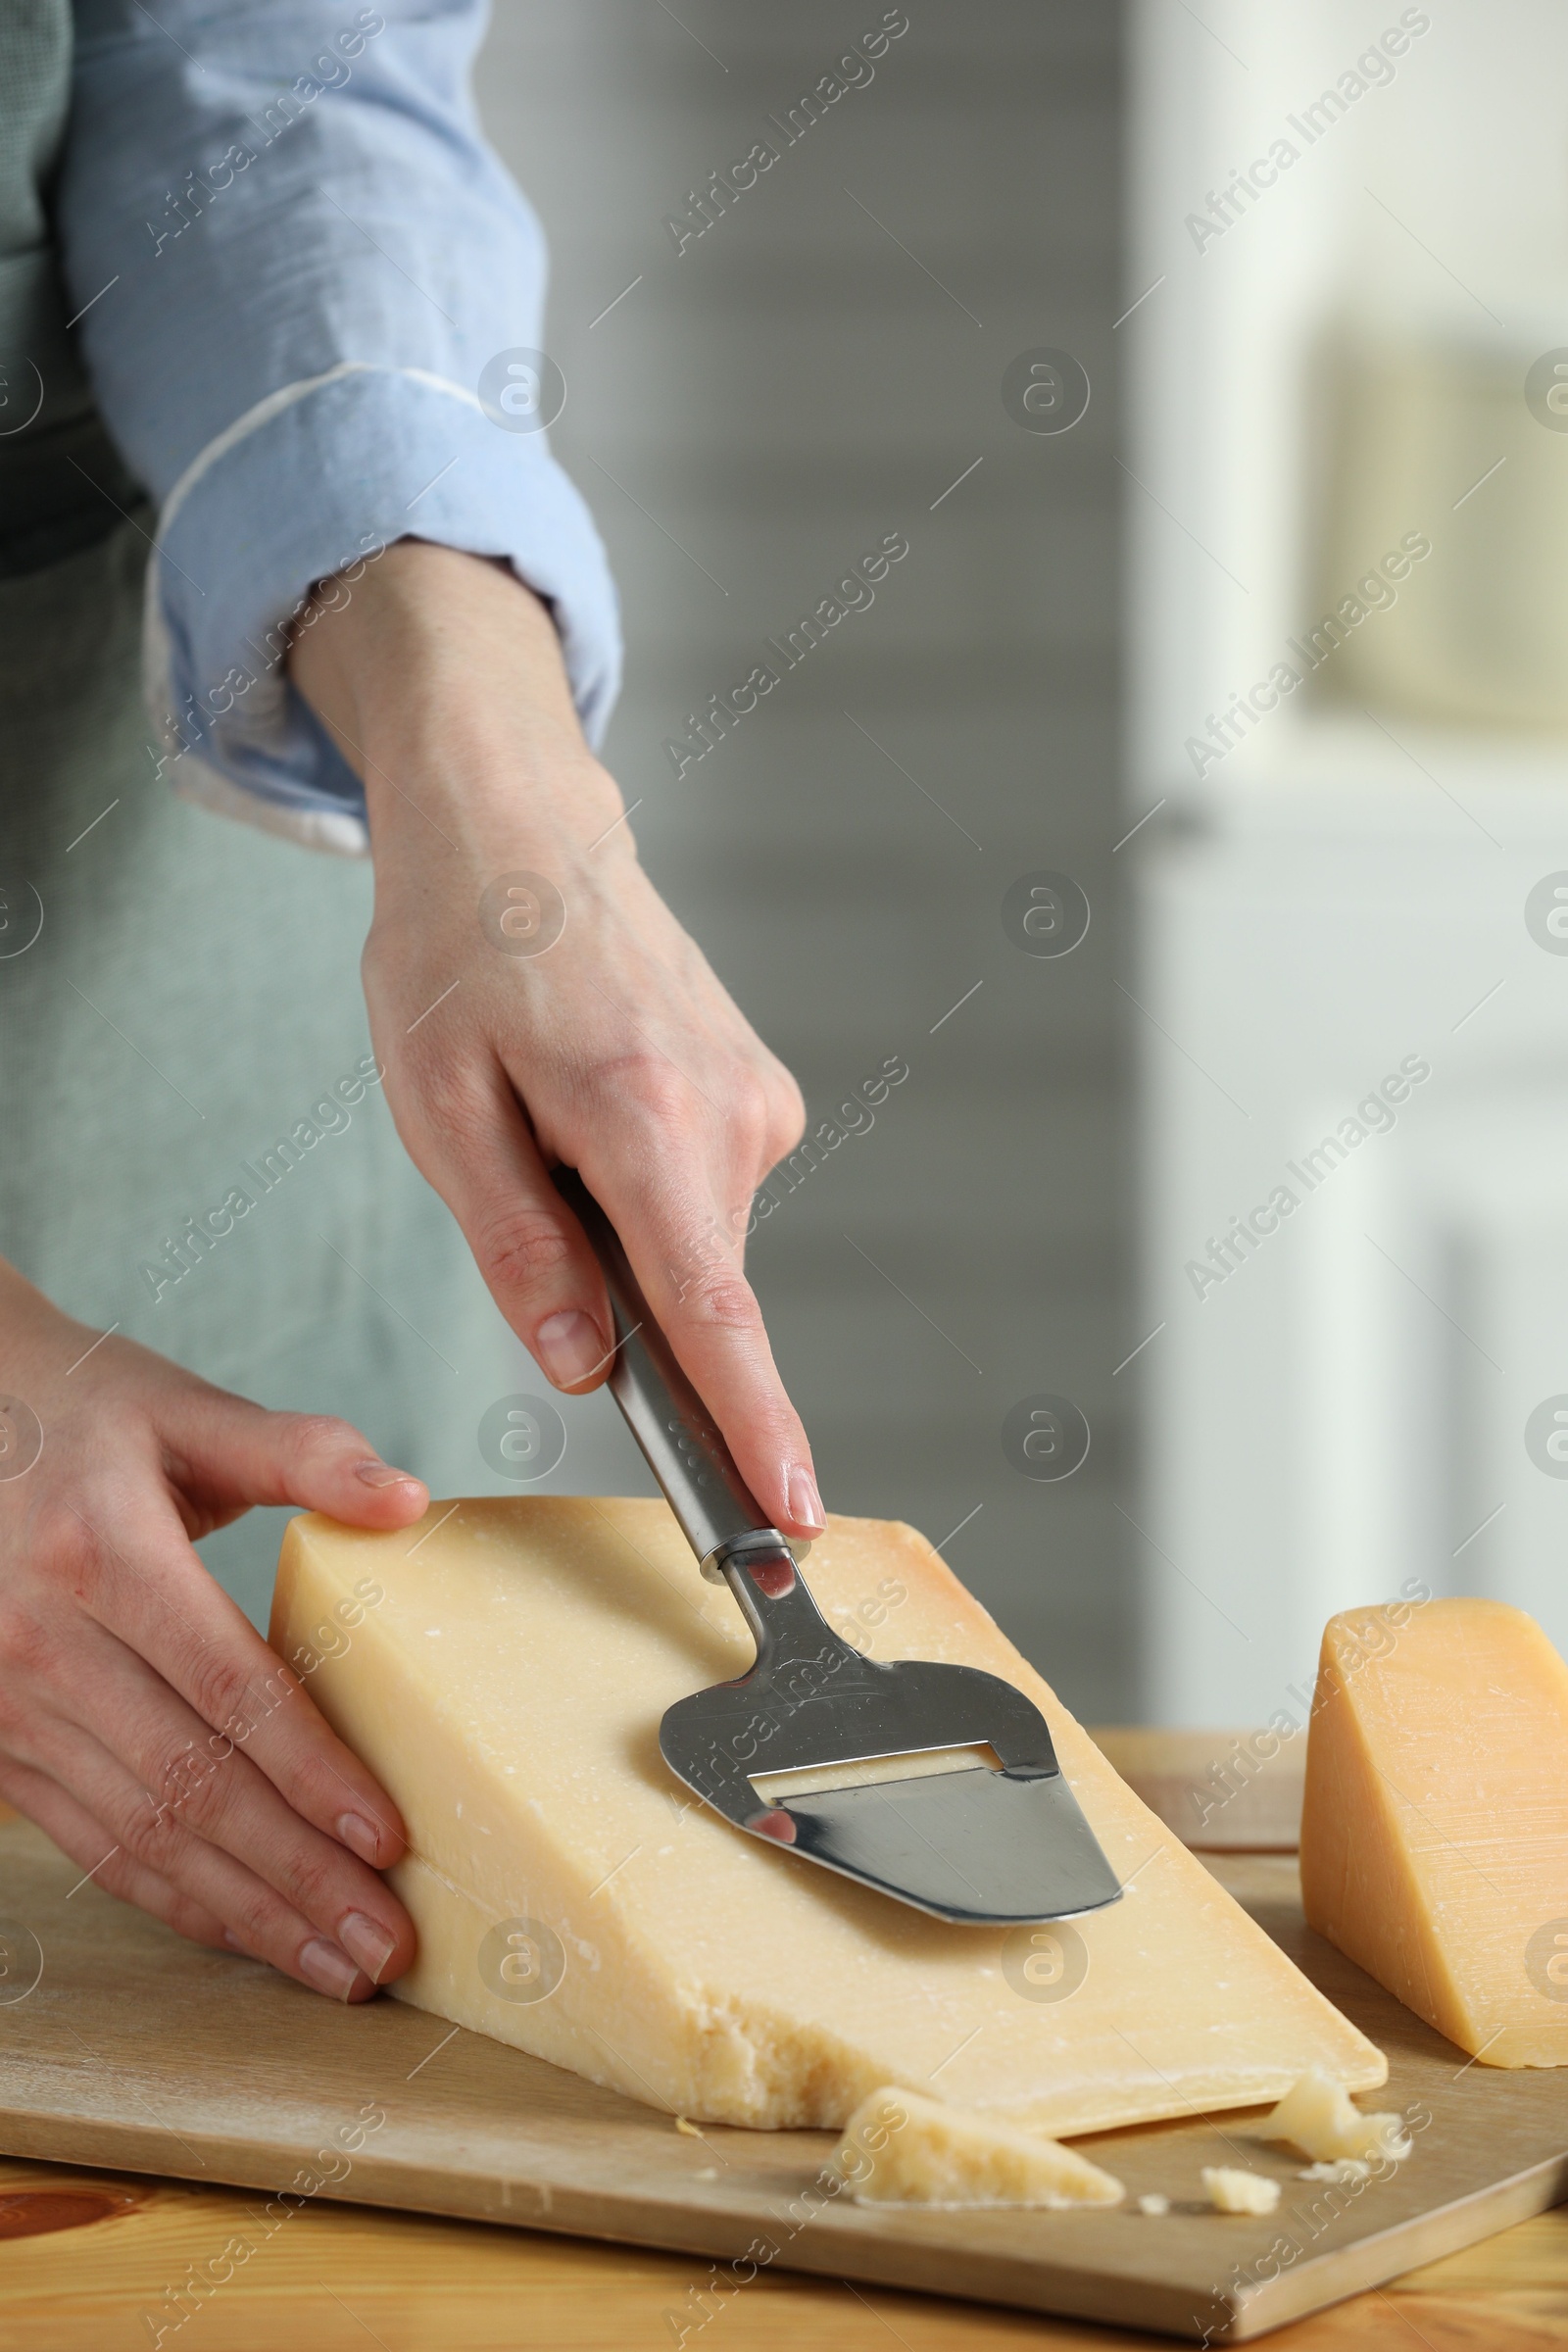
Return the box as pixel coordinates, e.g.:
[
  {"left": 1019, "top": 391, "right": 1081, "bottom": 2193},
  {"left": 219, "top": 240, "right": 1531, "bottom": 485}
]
[{"left": 0, "top": 1, "right": 532, "bottom": 1626}]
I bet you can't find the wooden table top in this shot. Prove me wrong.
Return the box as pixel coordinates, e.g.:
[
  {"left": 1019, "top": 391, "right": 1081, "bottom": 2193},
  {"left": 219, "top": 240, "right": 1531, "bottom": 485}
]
[{"left": 2, "top": 1735, "right": 1564, "bottom": 2352}]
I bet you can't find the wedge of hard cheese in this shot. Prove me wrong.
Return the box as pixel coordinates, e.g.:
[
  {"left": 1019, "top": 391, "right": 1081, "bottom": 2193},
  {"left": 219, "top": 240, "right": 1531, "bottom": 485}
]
[
  {"left": 272, "top": 1499, "right": 1384, "bottom": 2131},
  {"left": 831, "top": 2086, "right": 1125, "bottom": 2207},
  {"left": 1300, "top": 1598, "right": 1568, "bottom": 2067}
]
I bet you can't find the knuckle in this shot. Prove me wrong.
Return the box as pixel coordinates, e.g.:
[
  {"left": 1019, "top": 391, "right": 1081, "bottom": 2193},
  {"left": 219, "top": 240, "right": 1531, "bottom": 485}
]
[
  {"left": 723, "top": 1065, "right": 769, "bottom": 1136},
  {"left": 681, "top": 1274, "right": 763, "bottom": 1334},
  {"left": 473, "top": 1207, "right": 573, "bottom": 1297},
  {"left": 27, "top": 1499, "right": 101, "bottom": 1595},
  {"left": 769, "top": 1074, "right": 807, "bottom": 1155},
  {"left": 277, "top": 1412, "right": 358, "bottom": 1469},
  {"left": 159, "top": 1741, "right": 234, "bottom": 1832},
  {"left": 166, "top": 1895, "right": 223, "bottom": 1948},
  {"left": 227, "top": 1884, "right": 292, "bottom": 1957},
  {"left": 121, "top": 1794, "right": 183, "bottom": 1866},
  {"left": 270, "top": 1746, "right": 341, "bottom": 1834},
  {"left": 145, "top": 1739, "right": 200, "bottom": 1806},
  {"left": 279, "top": 1844, "right": 340, "bottom": 1925},
  {"left": 88, "top": 1847, "right": 142, "bottom": 1904},
  {"left": 183, "top": 1644, "right": 261, "bottom": 1741},
  {"left": 401, "top": 1052, "right": 490, "bottom": 1136},
  {"left": 749, "top": 1403, "right": 806, "bottom": 1458},
  {"left": 594, "top": 1052, "right": 692, "bottom": 1129}
]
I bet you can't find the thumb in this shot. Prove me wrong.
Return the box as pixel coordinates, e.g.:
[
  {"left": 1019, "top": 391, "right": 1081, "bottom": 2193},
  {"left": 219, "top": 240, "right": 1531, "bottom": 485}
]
[{"left": 176, "top": 1396, "right": 430, "bottom": 1530}]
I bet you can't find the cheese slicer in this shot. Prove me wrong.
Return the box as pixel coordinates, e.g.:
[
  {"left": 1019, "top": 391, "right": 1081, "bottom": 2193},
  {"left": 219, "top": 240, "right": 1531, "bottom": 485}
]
[{"left": 556, "top": 1172, "right": 1122, "bottom": 1929}]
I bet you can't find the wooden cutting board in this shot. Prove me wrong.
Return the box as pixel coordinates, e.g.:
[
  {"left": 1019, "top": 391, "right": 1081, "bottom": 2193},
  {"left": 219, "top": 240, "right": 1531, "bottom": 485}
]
[
  {"left": 1, "top": 1819, "right": 1565, "bottom": 2343},
  {"left": 1091, "top": 1730, "right": 1305, "bottom": 1852}
]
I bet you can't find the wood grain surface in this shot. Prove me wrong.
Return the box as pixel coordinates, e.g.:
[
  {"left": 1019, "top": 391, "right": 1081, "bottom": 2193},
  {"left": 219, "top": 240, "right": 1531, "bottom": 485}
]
[
  {"left": 1, "top": 1739, "right": 1564, "bottom": 2348},
  {"left": 0, "top": 2150, "right": 1565, "bottom": 2352}
]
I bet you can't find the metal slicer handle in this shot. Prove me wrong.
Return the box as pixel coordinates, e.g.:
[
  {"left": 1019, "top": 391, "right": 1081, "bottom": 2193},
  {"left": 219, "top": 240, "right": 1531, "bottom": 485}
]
[{"left": 554, "top": 1170, "right": 801, "bottom": 1585}]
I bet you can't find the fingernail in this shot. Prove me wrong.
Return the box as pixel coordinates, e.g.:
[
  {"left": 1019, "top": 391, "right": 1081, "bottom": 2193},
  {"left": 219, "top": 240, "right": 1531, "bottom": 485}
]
[
  {"left": 784, "top": 1464, "right": 826, "bottom": 1535},
  {"left": 337, "top": 1910, "right": 398, "bottom": 1985},
  {"left": 222, "top": 1929, "right": 251, "bottom": 1956},
  {"left": 336, "top": 1810, "right": 383, "bottom": 1864},
  {"left": 355, "top": 1457, "right": 418, "bottom": 1489},
  {"left": 298, "top": 1937, "right": 366, "bottom": 2002},
  {"left": 535, "top": 1308, "right": 607, "bottom": 1389}
]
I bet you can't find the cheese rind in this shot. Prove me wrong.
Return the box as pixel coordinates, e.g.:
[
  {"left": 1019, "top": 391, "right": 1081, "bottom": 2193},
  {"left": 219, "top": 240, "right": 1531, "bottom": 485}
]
[
  {"left": 271, "top": 1498, "right": 1385, "bottom": 2131},
  {"left": 1300, "top": 1598, "right": 1568, "bottom": 2067},
  {"left": 832, "top": 2087, "right": 1123, "bottom": 2208}
]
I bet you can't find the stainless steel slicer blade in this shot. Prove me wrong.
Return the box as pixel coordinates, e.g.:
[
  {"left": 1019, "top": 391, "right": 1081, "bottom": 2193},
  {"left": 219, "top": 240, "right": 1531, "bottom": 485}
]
[
  {"left": 557, "top": 1171, "right": 1124, "bottom": 1927},
  {"left": 660, "top": 1544, "right": 1123, "bottom": 1924}
]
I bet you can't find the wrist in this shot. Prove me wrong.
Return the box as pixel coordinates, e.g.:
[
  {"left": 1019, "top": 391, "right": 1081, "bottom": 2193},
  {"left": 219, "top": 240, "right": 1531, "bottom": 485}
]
[
  {"left": 0, "top": 1257, "right": 69, "bottom": 1343},
  {"left": 0, "top": 1260, "right": 111, "bottom": 1396},
  {"left": 290, "top": 541, "right": 619, "bottom": 852}
]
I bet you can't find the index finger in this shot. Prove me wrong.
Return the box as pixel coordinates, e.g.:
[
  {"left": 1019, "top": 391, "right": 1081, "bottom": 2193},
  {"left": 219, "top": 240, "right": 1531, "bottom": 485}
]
[{"left": 573, "top": 1145, "right": 825, "bottom": 1543}]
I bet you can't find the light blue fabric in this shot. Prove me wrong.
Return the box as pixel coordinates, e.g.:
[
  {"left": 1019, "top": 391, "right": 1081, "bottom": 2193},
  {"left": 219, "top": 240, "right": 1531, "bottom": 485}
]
[{"left": 54, "top": 0, "right": 620, "bottom": 850}]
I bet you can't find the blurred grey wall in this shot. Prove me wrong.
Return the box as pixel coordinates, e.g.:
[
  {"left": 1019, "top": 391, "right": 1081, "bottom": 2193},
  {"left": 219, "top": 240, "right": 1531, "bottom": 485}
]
[{"left": 475, "top": 1, "right": 1135, "bottom": 1718}]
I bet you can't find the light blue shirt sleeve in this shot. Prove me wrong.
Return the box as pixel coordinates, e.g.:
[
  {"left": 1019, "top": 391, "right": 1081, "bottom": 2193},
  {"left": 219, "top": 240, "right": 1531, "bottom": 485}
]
[{"left": 57, "top": 0, "right": 621, "bottom": 853}]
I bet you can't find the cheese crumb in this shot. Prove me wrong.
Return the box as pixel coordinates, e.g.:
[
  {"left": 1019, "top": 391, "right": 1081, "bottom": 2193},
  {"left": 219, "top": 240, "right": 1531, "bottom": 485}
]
[
  {"left": 832, "top": 2087, "right": 1123, "bottom": 2210},
  {"left": 1298, "top": 2159, "right": 1370, "bottom": 2183},
  {"left": 674, "top": 2117, "right": 702, "bottom": 2139},
  {"left": 1201, "top": 2167, "right": 1281, "bottom": 2216},
  {"left": 695, "top": 2166, "right": 719, "bottom": 2180},
  {"left": 1265, "top": 2068, "right": 1410, "bottom": 2164},
  {"left": 1136, "top": 2192, "right": 1171, "bottom": 2216}
]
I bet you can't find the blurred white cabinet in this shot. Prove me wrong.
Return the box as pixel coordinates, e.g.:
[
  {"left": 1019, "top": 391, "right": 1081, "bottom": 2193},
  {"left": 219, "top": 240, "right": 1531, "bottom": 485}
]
[
  {"left": 1126, "top": 0, "right": 1568, "bottom": 1720},
  {"left": 1138, "top": 808, "right": 1568, "bottom": 1723}
]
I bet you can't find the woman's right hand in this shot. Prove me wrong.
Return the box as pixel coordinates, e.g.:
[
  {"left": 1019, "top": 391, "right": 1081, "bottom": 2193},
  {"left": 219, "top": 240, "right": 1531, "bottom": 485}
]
[{"left": 0, "top": 1261, "right": 426, "bottom": 2000}]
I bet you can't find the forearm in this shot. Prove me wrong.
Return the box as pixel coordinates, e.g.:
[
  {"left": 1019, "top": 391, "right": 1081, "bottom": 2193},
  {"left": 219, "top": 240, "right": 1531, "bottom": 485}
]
[{"left": 62, "top": 4, "right": 618, "bottom": 846}]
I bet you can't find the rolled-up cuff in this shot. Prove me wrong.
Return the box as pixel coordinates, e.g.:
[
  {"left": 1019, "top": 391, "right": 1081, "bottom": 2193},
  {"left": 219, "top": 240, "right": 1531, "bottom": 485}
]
[{"left": 143, "top": 361, "right": 621, "bottom": 856}]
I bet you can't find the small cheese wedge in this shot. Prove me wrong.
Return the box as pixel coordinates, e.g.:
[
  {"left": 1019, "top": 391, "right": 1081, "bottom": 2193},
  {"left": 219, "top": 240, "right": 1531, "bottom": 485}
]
[
  {"left": 1201, "top": 2168, "right": 1280, "bottom": 2216},
  {"left": 1300, "top": 1598, "right": 1568, "bottom": 2067},
  {"left": 1264, "top": 2068, "right": 1410, "bottom": 2164},
  {"left": 831, "top": 2086, "right": 1123, "bottom": 2208},
  {"left": 271, "top": 1499, "right": 1386, "bottom": 2131}
]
